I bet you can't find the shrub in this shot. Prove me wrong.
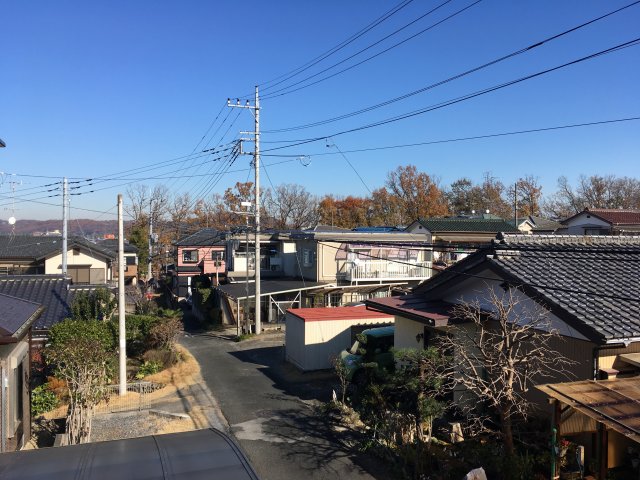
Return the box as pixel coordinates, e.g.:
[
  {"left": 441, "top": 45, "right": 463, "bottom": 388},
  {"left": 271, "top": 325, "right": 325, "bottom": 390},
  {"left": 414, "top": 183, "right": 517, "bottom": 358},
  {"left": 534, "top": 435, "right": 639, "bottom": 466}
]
[
  {"left": 135, "top": 360, "right": 163, "bottom": 379},
  {"left": 143, "top": 348, "right": 180, "bottom": 368},
  {"left": 31, "top": 384, "right": 59, "bottom": 416},
  {"left": 148, "top": 317, "right": 182, "bottom": 351}
]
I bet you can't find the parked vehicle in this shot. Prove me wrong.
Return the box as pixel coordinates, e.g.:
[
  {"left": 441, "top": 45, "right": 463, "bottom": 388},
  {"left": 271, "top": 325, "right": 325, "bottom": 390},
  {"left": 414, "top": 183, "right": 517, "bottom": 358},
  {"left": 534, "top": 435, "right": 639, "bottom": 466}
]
[{"left": 340, "top": 325, "right": 395, "bottom": 382}]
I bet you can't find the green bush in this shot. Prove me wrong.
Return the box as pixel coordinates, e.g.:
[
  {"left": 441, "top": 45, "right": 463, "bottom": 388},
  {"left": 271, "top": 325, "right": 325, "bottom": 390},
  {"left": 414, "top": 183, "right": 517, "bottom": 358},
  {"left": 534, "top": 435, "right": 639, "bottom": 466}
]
[
  {"left": 49, "top": 318, "right": 116, "bottom": 351},
  {"left": 135, "top": 360, "right": 163, "bottom": 379},
  {"left": 31, "top": 384, "right": 59, "bottom": 416}
]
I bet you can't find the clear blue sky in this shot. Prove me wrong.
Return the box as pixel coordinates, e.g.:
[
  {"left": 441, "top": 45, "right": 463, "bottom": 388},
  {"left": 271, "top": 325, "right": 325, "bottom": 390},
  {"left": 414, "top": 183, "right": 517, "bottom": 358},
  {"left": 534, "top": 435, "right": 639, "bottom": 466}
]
[{"left": 2, "top": 0, "right": 639, "bottom": 221}]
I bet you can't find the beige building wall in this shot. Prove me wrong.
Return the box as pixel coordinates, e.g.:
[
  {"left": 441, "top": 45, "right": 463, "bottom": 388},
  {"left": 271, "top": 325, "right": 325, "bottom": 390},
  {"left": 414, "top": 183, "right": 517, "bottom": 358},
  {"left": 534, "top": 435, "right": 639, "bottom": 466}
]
[{"left": 45, "top": 248, "right": 111, "bottom": 281}]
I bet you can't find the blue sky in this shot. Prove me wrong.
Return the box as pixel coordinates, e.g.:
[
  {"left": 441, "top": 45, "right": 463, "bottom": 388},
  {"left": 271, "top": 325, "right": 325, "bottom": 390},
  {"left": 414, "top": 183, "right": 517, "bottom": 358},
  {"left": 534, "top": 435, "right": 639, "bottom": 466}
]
[{"left": 1, "top": 0, "right": 639, "bottom": 221}]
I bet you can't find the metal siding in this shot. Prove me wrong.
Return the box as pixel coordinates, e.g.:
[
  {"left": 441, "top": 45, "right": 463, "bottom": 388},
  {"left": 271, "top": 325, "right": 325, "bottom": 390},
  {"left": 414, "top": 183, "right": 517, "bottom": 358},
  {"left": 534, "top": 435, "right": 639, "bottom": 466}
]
[{"left": 284, "top": 313, "right": 306, "bottom": 370}]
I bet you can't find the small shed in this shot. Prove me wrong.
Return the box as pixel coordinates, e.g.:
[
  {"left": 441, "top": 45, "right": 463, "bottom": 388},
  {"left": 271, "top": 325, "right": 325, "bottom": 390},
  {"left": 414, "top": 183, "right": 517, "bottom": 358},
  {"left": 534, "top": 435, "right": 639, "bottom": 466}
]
[{"left": 285, "top": 306, "right": 393, "bottom": 371}]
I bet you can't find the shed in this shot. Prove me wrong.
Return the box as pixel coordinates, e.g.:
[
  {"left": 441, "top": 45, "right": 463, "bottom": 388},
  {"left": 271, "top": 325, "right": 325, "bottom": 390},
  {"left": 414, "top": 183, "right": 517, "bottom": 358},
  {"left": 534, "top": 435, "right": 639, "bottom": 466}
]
[{"left": 285, "top": 306, "right": 393, "bottom": 371}]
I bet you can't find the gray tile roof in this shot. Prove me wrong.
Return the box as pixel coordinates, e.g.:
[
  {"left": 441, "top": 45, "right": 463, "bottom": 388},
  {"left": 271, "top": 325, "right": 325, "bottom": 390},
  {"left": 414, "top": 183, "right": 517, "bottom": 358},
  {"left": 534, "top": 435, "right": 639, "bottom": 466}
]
[
  {"left": 0, "top": 275, "right": 74, "bottom": 333},
  {"left": 174, "top": 228, "right": 224, "bottom": 247},
  {"left": 528, "top": 215, "right": 563, "bottom": 231},
  {"left": 416, "top": 218, "right": 520, "bottom": 233},
  {"left": 0, "top": 235, "right": 116, "bottom": 260},
  {"left": 0, "top": 293, "right": 42, "bottom": 338},
  {"left": 418, "top": 234, "right": 640, "bottom": 343},
  {"left": 97, "top": 238, "right": 139, "bottom": 254}
]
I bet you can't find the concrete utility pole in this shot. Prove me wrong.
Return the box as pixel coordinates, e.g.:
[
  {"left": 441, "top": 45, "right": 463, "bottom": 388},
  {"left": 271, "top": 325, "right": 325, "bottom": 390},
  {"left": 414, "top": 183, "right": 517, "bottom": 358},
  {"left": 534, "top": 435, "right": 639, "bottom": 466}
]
[
  {"left": 148, "top": 199, "right": 153, "bottom": 285},
  {"left": 514, "top": 182, "right": 518, "bottom": 229},
  {"left": 227, "top": 85, "right": 262, "bottom": 334},
  {"left": 117, "top": 194, "right": 127, "bottom": 396},
  {"left": 62, "top": 177, "right": 69, "bottom": 275}
]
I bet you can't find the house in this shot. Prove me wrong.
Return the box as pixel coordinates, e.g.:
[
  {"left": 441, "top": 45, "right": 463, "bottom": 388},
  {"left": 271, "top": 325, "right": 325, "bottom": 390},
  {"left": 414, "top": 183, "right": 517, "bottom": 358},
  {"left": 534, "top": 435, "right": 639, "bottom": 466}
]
[
  {"left": 0, "top": 275, "right": 76, "bottom": 348},
  {"left": 405, "top": 217, "right": 519, "bottom": 265},
  {"left": 285, "top": 305, "right": 393, "bottom": 371},
  {"left": 560, "top": 207, "right": 640, "bottom": 235},
  {"left": 0, "top": 235, "right": 115, "bottom": 284},
  {"left": 367, "top": 234, "right": 640, "bottom": 471},
  {"left": 510, "top": 215, "right": 563, "bottom": 234},
  {"left": 0, "top": 293, "right": 43, "bottom": 452},
  {"left": 172, "top": 228, "right": 226, "bottom": 297},
  {"left": 96, "top": 238, "right": 139, "bottom": 285}
]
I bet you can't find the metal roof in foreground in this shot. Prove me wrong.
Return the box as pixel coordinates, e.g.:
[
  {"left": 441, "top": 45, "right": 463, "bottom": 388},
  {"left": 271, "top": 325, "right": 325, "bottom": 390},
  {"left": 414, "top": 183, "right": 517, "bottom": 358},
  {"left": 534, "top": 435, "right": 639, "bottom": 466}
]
[
  {"left": 217, "top": 279, "right": 330, "bottom": 300},
  {"left": 0, "top": 429, "right": 260, "bottom": 480}
]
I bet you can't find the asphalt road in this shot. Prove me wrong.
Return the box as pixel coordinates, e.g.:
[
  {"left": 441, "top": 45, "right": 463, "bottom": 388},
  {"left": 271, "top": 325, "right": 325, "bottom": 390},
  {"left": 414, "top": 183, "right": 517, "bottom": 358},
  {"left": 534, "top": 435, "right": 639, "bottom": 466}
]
[{"left": 180, "top": 319, "right": 385, "bottom": 480}]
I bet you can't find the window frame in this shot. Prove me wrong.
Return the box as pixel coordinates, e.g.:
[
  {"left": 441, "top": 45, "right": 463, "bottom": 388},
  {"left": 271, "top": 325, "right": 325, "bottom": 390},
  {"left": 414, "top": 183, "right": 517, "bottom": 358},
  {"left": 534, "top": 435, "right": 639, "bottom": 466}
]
[{"left": 182, "top": 250, "right": 199, "bottom": 263}]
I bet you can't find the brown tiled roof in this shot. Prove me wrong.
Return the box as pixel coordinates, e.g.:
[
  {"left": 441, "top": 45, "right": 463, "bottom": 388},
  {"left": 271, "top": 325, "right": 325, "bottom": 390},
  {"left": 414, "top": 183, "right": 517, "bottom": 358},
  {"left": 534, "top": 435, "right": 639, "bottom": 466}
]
[{"left": 586, "top": 208, "right": 640, "bottom": 225}]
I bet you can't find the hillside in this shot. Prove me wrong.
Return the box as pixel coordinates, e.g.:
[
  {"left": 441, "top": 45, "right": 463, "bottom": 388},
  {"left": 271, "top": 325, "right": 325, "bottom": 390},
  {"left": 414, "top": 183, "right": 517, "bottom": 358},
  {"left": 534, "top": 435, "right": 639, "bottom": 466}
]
[{"left": 0, "top": 219, "right": 124, "bottom": 237}]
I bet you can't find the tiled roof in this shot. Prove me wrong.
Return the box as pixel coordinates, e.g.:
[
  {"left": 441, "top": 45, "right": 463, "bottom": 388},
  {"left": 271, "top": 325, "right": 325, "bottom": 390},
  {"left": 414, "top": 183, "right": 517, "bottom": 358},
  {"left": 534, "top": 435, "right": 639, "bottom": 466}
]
[
  {"left": 0, "top": 275, "right": 74, "bottom": 333},
  {"left": 416, "top": 218, "right": 520, "bottom": 233},
  {"left": 418, "top": 234, "right": 640, "bottom": 342},
  {"left": 528, "top": 216, "right": 563, "bottom": 231},
  {"left": 585, "top": 208, "right": 640, "bottom": 225},
  {"left": 97, "top": 238, "right": 139, "bottom": 254},
  {"left": 0, "top": 293, "right": 42, "bottom": 339},
  {"left": 0, "top": 235, "right": 116, "bottom": 260},
  {"left": 174, "top": 228, "right": 224, "bottom": 246}
]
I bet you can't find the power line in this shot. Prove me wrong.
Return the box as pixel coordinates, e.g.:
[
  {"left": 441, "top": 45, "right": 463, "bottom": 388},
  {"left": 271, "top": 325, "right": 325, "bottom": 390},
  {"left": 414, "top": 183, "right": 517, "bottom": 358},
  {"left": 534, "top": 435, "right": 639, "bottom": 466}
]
[
  {"left": 256, "top": 0, "right": 416, "bottom": 93},
  {"left": 262, "top": 36, "right": 640, "bottom": 153},
  {"left": 263, "top": 0, "right": 640, "bottom": 130},
  {"left": 262, "top": 0, "right": 477, "bottom": 100},
  {"left": 260, "top": 116, "right": 640, "bottom": 157}
]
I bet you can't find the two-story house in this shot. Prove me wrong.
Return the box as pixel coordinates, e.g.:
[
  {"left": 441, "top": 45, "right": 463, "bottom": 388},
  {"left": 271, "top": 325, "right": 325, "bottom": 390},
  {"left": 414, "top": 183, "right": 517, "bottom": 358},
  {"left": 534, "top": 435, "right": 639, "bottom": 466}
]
[
  {"left": 97, "top": 238, "right": 139, "bottom": 285},
  {"left": 172, "top": 228, "right": 226, "bottom": 298}
]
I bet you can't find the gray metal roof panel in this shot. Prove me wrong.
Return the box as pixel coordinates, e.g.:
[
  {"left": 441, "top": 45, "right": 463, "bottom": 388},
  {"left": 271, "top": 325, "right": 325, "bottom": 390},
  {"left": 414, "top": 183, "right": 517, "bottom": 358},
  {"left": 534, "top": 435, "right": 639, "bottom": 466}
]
[
  {"left": 0, "top": 428, "right": 260, "bottom": 480},
  {"left": 217, "top": 279, "right": 329, "bottom": 300},
  {"left": 174, "top": 228, "right": 224, "bottom": 246}
]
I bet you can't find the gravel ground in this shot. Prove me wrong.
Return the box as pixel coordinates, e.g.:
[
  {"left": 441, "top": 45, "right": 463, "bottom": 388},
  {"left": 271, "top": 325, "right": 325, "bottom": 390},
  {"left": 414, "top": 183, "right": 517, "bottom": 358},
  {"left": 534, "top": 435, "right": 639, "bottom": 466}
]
[{"left": 90, "top": 411, "right": 174, "bottom": 443}]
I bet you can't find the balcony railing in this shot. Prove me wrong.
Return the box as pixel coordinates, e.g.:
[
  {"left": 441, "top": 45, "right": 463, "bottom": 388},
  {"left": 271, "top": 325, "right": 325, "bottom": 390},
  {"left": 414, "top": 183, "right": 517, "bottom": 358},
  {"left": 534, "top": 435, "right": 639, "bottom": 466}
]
[{"left": 344, "top": 260, "right": 431, "bottom": 281}]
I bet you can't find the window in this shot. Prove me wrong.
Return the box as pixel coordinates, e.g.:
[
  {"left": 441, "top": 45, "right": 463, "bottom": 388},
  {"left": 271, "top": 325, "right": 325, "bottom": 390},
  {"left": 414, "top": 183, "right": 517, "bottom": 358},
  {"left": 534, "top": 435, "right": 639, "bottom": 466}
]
[
  {"left": 182, "top": 250, "right": 198, "bottom": 263},
  {"left": 211, "top": 251, "right": 225, "bottom": 261},
  {"left": 302, "top": 249, "right": 313, "bottom": 267}
]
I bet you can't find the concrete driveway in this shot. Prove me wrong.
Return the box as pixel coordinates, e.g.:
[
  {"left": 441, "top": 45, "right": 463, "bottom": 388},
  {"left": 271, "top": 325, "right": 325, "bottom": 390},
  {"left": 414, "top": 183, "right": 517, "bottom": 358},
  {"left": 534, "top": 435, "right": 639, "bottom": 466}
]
[{"left": 180, "top": 321, "right": 387, "bottom": 480}]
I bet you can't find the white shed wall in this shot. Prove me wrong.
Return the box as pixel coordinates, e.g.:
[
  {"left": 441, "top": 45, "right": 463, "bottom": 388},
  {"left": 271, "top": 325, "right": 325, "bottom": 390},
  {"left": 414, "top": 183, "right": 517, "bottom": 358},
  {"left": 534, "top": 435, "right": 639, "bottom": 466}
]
[{"left": 285, "top": 314, "right": 394, "bottom": 371}]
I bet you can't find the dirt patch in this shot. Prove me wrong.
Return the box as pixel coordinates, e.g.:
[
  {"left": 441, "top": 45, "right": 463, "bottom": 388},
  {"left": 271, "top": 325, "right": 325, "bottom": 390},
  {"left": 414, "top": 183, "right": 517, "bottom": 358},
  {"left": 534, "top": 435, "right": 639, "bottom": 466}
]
[{"left": 33, "top": 345, "right": 213, "bottom": 446}]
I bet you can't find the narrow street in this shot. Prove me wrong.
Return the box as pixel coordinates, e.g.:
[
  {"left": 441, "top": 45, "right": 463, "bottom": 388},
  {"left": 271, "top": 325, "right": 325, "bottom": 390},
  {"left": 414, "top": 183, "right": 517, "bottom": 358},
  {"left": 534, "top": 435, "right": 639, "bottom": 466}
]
[{"left": 180, "top": 315, "right": 384, "bottom": 480}]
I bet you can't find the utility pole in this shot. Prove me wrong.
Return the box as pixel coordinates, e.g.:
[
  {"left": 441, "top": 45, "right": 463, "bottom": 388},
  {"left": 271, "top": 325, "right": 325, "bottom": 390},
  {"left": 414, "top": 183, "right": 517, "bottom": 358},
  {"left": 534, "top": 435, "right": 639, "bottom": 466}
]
[
  {"left": 148, "top": 199, "right": 153, "bottom": 286},
  {"left": 117, "top": 194, "right": 127, "bottom": 396},
  {"left": 228, "top": 85, "right": 261, "bottom": 334},
  {"left": 62, "top": 177, "right": 69, "bottom": 275},
  {"left": 513, "top": 182, "right": 518, "bottom": 229}
]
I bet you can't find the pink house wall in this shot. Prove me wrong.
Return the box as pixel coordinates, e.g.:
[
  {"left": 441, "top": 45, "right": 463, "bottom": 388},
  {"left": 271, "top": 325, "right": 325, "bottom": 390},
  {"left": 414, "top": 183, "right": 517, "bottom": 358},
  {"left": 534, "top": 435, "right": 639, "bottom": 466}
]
[{"left": 177, "top": 245, "right": 226, "bottom": 276}]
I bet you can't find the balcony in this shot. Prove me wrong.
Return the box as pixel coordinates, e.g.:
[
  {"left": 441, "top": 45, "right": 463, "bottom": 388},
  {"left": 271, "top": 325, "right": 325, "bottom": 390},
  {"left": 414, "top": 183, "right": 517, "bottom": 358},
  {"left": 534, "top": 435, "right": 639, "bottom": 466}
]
[{"left": 343, "top": 260, "right": 431, "bottom": 283}]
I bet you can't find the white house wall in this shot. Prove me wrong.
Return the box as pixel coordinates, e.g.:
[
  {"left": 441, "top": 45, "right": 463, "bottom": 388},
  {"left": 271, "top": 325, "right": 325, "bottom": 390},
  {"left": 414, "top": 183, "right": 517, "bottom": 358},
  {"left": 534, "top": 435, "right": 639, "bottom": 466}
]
[
  {"left": 45, "top": 249, "right": 110, "bottom": 280},
  {"left": 563, "top": 213, "right": 610, "bottom": 234},
  {"left": 394, "top": 316, "right": 426, "bottom": 350},
  {"left": 441, "top": 270, "right": 590, "bottom": 341}
]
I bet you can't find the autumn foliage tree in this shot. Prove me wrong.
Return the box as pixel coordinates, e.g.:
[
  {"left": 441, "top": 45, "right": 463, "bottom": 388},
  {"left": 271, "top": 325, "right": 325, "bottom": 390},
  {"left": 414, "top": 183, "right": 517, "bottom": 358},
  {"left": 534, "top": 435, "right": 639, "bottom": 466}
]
[{"left": 384, "top": 165, "right": 449, "bottom": 222}]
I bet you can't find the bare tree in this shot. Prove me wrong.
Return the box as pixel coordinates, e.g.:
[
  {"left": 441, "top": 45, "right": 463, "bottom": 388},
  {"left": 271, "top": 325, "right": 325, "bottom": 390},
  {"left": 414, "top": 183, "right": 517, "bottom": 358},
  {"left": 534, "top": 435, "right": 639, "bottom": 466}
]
[
  {"left": 441, "top": 287, "right": 573, "bottom": 456},
  {"left": 264, "top": 183, "right": 320, "bottom": 229},
  {"left": 167, "top": 192, "right": 193, "bottom": 241}
]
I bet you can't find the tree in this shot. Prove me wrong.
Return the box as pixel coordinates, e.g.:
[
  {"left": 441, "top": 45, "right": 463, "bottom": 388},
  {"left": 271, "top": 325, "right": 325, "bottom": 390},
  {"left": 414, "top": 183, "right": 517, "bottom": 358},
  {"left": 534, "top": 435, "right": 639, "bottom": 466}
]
[
  {"left": 441, "top": 287, "right": 573, "bottom": 456},
  {"left": 71, "top": 288, "right": 117, "bottom": 322},
  {"left": 385, "top": 165, "right": 449, "bottom": 222},
  {"left": 44, "top": 319, "right": 116, "bottom": 444},
  {"left": 264, "top": 183, "right": 320, "bottom": 229}
]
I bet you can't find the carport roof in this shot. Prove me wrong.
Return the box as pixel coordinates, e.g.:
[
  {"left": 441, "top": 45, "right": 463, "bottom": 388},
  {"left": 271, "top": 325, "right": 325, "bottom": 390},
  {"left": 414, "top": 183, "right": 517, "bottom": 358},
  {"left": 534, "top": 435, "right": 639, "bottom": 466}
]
[
  {"left": 537, "top": 378, "right": 640, "bottom": 444},
  {"left": 216, "top": 279, "right": 330, "bottom": 300},
  {"left": 287, "top": 305, "right": 393, "bottom": 322},
  {"left": 0, "top": 428, "right": 260, "bottom": 479},
  {"left": 366, "top": 295, "right": 452, "bottom": 327}
]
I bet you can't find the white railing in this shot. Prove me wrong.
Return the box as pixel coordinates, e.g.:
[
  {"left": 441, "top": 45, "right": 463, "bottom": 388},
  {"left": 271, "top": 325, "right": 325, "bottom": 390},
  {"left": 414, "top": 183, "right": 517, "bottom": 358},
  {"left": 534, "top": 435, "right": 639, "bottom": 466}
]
[{"left": 344, "top": 260, "right": 431, "bottom": 281}]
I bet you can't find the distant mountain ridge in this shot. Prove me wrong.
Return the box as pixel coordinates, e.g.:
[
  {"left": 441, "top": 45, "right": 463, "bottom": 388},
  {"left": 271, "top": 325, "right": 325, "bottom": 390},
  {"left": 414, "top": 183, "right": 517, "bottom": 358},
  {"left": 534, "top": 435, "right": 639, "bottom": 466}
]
[{"left": 0, "top": 219, "right": 126, "bottom": 237}]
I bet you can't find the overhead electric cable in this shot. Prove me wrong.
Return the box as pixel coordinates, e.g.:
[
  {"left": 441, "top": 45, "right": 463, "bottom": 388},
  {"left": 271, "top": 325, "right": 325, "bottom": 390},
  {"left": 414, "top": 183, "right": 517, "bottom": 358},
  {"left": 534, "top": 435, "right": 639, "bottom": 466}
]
[
  {"left": 257, "top": 0, "right": 416, "bottom": 92},
  {"left": 262, "top": 37, "right": 640, "bottom": 153},
  {"left": 262, "top": 0, "right": 478, "bottom": 100},
  {"left": 263, "top": 0, "right": 640, "bottom": 130}
]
